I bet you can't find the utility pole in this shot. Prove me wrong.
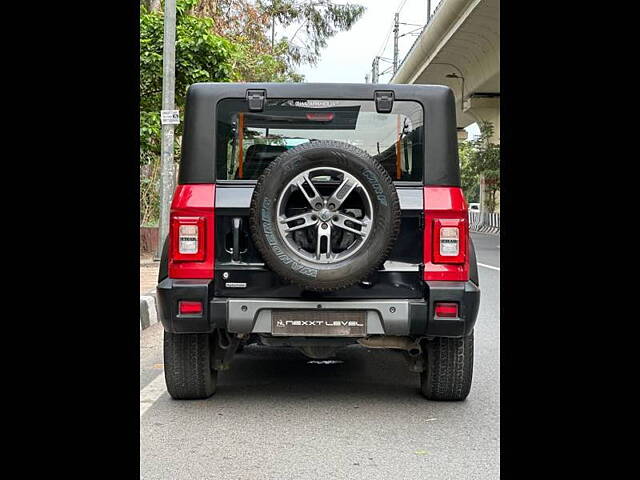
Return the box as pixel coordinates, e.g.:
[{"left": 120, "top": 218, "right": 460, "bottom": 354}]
[
  {"left": 371, "top": 56, "right": 379, "bottom": 83},
  {"left": 393, "top": 12, "right": 399, "bottom": 75},
  {"left": 427, "top": 0, "right": 432, "bottom": 22},
  {"left": 271, "top": 0, "right": 276, "bottom": 53},
  {"left": 271, "top": 17, "right": 275, "bottom": 52},
  {"left": 365, "top": 74, "right": 370, "bottom": 84},
  {"left": 479, "top": 173, "right": 486, "bottom": 218},
  {"left": 155, "top": 0, "right": 177, "bottom": 260}
]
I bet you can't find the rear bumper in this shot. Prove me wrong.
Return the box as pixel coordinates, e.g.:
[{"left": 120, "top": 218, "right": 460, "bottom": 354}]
[{"left": 156, "top": 278, "right": 480, "bottom": 338}]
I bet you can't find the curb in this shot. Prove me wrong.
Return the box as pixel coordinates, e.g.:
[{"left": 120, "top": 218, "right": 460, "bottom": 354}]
[{"left": 140, "top": 294, "right": 158, "bottom": 331}]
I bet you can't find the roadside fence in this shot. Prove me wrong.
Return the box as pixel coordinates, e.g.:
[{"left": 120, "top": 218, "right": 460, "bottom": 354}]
[{"left": 469, "top": 211, "right": 500, "bottom": 235}]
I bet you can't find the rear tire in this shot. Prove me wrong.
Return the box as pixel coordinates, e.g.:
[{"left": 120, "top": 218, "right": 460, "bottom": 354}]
[
  {"left": 164, "top": 331, "right": 217, "bottom": 400},
  {"left": 420, "top": 331, "right": 474, "bottom": 401}
]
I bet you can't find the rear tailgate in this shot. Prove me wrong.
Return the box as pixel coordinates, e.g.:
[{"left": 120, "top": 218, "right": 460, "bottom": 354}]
[{"left": 214, "top": 184, "right": 424, "bottom": 299}]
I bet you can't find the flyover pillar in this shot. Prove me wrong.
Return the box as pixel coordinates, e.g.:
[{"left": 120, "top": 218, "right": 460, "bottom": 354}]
[{"left": 463, "top": 96, "right": 500, "bottom": 143}]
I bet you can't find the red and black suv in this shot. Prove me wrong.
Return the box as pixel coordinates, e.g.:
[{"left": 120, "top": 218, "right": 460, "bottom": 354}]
[{"left": 157, "top": 83, "right": 480, "bottom": 401}]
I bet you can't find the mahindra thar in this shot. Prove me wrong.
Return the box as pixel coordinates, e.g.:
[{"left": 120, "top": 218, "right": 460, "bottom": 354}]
[{"left": 156, "top": 82, "right": 480, "bottom": 401}]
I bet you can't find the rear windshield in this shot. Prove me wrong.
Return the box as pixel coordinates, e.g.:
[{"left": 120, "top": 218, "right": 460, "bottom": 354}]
[{"left": 215, "top": 98, "right": 424, "bottom": 181}]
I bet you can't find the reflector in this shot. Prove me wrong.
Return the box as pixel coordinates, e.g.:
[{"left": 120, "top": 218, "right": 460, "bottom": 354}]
[
  {"left": 179, "top": 301, "right": 203, "bottom": 315},
  {"left": 435, "top": 302, "right": 458, "bottom": 318}
]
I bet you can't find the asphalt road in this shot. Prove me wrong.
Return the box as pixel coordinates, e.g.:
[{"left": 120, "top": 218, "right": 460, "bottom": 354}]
[{"left": 140, "top": 232, "right": 500, "bottom": 479}]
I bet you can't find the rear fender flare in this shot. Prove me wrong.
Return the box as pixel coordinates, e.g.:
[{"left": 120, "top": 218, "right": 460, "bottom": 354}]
[
  {"left": 468, "top": 237, "right": 479, "bottom": 286},
  {"left": 158, "top": 237, "right": 169, "bottom": 282}
]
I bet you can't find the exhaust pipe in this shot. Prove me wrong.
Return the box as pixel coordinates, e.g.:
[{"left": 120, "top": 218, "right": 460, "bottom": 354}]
[{"left": 357, "top": 336, "right": 422, "bottom": 357}]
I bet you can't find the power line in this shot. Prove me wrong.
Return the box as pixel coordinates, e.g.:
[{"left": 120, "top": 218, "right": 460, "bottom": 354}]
[
  {"left": 372, "top": 0, "right": 422, "bottom": 82},
  {"left": 377, "top": 0, "right": 409, "bottom": 58},
  {"left": 376, "top": 20, "right": 394, "bottom": 58}
]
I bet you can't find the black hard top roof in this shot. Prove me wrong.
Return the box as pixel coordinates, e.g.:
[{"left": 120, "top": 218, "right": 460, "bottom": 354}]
[{"left": 178, "top": 82, "right": 460, "bottom": 186}]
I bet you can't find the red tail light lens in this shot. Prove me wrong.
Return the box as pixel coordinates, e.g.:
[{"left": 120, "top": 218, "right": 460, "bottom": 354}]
[
  {"left": 178, "top": 301, "right": 203, "bottom": 315},
  {"left": 305, "top": 112, "right": 334, "bottom": 121},
  {"left": 434, "top": 302, "right": 459, "bottom": 318},
  {"left": 168, "top": 184, "right": 215, "bottom": 279},
  {"left": 423, "top": 187, "right": 469, "bottom": 281}
]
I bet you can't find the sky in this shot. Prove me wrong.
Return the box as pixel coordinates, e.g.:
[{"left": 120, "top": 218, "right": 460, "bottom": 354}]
[
  {"left": 294, "top": 0, "right": 432, "bottom": 84},
  {"left": 278, "top": 0, "right": 480, "bottom": 139}
]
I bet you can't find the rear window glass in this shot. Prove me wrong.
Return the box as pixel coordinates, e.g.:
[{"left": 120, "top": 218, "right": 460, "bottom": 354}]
[{"left": 215, "top": 98, "right": 424, "bottom": 181}]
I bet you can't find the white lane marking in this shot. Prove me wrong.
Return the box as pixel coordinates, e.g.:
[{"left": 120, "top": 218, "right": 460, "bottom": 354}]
[
  {"left": 140, "top": 372, "right": 167, "bottom": 418},
  {"left": 478, "top": 262, "right": 500, "bottom": 271}
]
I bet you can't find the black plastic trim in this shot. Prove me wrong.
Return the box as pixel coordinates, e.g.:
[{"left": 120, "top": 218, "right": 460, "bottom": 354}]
[
  {"left": 158, "top": 237, "right": 169, "bottom": 282},
  {"left": 157, "top": 277, "right": 479, "bottom": 338},
  {"left": 469, "top": 238, "right": 479, "bottom": 286},
  {"left": 424, "top": 280, "right": 480, "bottom": 337},
  {"left": 156, "top": 278, "right": 215, "bottom": 333}
]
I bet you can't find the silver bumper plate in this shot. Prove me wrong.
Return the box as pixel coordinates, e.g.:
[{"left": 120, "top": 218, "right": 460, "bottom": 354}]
[
  {"left": 271, "top": 310, "right": 367, "bottom": 337},
  {"left": 227, "top": 299, "right": 412, "bottom": 336}
]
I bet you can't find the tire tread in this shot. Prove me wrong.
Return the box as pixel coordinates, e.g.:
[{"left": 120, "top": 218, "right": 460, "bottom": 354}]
[
  {"left": 249, "top": 140, "right": 401, "bottom": 292},
  {"left": 421, "top": 331, "right": 474, "bottom": 401},
  {"left": 164, "top": 331, "right": 217, "bottom": 400}
]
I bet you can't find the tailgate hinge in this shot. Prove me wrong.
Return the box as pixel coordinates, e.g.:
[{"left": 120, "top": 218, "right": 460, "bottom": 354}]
[
  {"left": 246, "top": 89, "right": 266, "bottom": 112},
  {"left": 374, "top": 90, "right": 394, "bottom": 113}
]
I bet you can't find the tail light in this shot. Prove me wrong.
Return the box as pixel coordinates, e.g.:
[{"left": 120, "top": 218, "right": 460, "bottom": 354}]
[
  {"left": 168, "top": 184, "right": 215, "bottom": 279},
  {"left": 423, "top": 187, "right": 469, "bottom": 281}
]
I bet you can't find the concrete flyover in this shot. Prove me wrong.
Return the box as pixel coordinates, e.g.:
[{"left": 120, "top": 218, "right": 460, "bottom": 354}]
[{"left": 391, "top": 0, "right": 500, "bottom": 143}]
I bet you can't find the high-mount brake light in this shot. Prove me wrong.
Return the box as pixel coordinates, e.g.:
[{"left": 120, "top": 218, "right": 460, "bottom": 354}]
[
  {"left": 168, "top": 184, "right": 216, "bottom": 279},
  {"left": 305, "top": 112, "right": 334, "bottom": 121},
  {"left": 423, "top": 187, "right": 469, "bottom": 282}
]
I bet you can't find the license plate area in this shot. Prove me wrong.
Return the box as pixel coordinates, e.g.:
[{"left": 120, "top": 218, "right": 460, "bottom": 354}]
[{"left": 271, "top": 310, "right": 367, "bottom": 337}]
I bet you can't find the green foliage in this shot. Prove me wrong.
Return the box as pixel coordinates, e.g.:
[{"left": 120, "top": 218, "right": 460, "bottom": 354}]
[
  {"left": 459, "top": 140, "right": 479, "bottom": 203},
  {"left": 229, "top": 38, "right": 304, "bottom": 82},
  {"left": 140, "top": 0, "right": 234, "bottom": 224},
  {"left": 459, "top": 121, "right": 501, "bottom": 212},
  {"left": 140, "top": 1, "right": 234, "bottom": 116},
  {"left": 139, "top": 0, "right": 366, "bottom": 225}
]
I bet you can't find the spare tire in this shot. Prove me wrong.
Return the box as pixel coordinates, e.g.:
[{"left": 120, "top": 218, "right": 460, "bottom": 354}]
[{"left": 249, "top": 140, "right": 401, "bottom": 292}]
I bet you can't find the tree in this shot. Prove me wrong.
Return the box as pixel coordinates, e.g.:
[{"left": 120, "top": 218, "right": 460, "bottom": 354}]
[
  {"left": 188, "top": 1, "right": 304, "bottom": 82},
  {"left": 139, "top": 0, "right": 367, "bottom": 224},
  {"left": 459, "top": 139, "right": 479, "bottom": 203},
  {"left": 191, "top": 1, "right": 366, "bottom": 77},
  {"left": 458, "top": 121, "right": 500, "bottom": 212},
  {"left": 139, "top": 0, "right": 234, "bottom": 225},
  {"left": 257, "top": 0, "right": 366, "bottom": 66}
]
